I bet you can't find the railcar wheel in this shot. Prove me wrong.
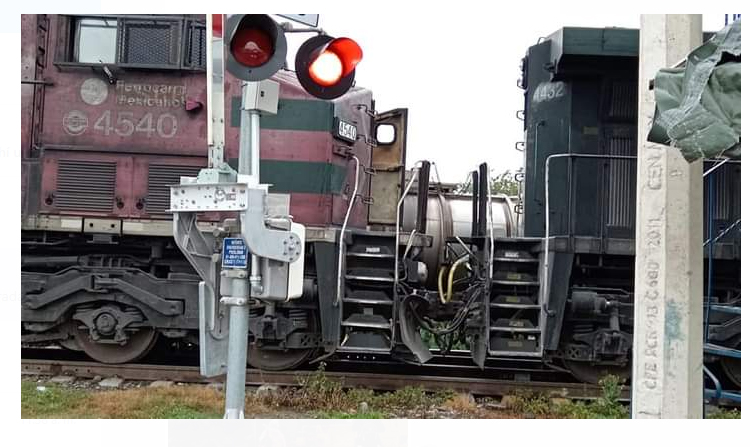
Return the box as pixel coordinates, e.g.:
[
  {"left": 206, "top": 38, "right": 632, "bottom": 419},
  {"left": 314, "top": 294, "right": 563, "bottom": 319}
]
[
  {"left": 247, "top": 309, "right": 319, "bottom": 371},
  {"left": 58, "top": 323, "right": 83, "bottom": 351},
  {"left": 564, "top": 358, "right": 631, "bottom": 385},
  {"left": 247, "top": 345, "right": 315, "bottom": 371},
  {"left": 75, "top": 325, "right": 158, "bottom": 364},
  {"left": 59, "top": 338, "right": 83, "bottom": 351},
  {"left": 719, "top": 338, "right": 741, "bottom": 388}
]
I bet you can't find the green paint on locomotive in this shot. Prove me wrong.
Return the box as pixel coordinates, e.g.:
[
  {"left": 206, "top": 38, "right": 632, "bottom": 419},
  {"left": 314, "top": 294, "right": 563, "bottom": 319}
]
[
  {"left": 230, "top": 97, "right": 334, "bottom": 131},
  {"left": 225, "top": 158, "right": 347, "bottom": 194},
  {"left": 260, "top": 160, "right": 347, "bottom": 195}
]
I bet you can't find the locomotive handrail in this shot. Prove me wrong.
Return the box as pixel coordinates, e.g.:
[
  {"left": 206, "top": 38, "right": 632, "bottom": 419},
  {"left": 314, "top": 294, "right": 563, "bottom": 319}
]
[
  {"left": 704, "top": 218, "right": 741, "bottom": 247},
  {"left": 703, "top": 158, "right": 730, "bottom": 177},
  {"left": 335, "top": 155, "right": 361, "bottom": 306},
  {"left": 393, "top": 162, "right": 424, "bottom": 291}
]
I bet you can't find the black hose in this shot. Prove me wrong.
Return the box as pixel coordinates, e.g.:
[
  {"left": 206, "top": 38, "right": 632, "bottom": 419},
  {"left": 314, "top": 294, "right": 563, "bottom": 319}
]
[{"left": 404, "top": 285, "right": 483, "bottom": 336}]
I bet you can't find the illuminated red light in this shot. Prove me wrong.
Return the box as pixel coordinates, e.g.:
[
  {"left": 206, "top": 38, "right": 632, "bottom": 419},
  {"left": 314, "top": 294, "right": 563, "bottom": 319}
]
[
  {"left": 308, "top": 38, "right": 362, "bottom": 87},
  {"left": 327, "top": 38, "right": 362, "bottom": 77},
  {"left": 309, "top": 51, "right": 344, "bottom": 86},
  {"left": 230, "top": 28, "right": 273, "bottom": 67}
]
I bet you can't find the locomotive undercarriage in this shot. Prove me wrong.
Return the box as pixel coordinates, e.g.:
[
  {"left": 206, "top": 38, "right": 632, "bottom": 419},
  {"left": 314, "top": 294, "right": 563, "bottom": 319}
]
[
  {"left": 21, "top": 226, "right": 741, "bottom": 389},
  {"left": 555, "top": 253, "right": 636, "bottom": 384},
  {"left": 22, "top": 231, "right": 201, "bottom": 363}
]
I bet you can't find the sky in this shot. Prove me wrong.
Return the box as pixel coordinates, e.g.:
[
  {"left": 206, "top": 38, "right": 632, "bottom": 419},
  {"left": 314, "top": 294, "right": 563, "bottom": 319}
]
[{"left": 277, "top": 13, "right": 729, "bottom": 182}]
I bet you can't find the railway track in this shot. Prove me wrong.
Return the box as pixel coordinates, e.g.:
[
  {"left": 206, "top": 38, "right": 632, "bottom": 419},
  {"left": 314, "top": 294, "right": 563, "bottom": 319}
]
[{"left": 22, "top": 358, "right": 623, "bottom": 400}]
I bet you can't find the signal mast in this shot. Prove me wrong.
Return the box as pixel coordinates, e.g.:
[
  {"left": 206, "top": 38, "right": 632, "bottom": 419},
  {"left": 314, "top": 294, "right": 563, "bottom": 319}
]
[{"left": 170, "top": 14, "right": 363, "bottom": 419}]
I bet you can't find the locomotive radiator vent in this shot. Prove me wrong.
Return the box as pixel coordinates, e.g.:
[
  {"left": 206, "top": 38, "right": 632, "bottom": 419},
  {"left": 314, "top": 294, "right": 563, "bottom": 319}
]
[
  {"left": 119, "top": 19, "right": 180, "bottom": 66},
  {"left": 606, "top": 135, "right": 636, "bottom": 231},
  {"left": 56, "top": 160, "right": 117, "bottom": 213},
  {"left": 146, "top": 164, "right": 202, "bottom": 215}
]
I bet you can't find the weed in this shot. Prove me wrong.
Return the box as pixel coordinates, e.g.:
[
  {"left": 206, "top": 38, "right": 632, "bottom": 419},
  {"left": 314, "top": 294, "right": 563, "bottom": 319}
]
[
  {"left": 294, "top": 363, "right": 348, "bottom": 410},
  {"left": 346, "top": 387, "right": 376, "bottom": 406},
  {"left": 379, "top": 386, "right": 431, "bottom": 409},
  {"left": 706, "top": 408, "right": 741, "bottom": 419},
  {"left": 588, "top": 374, "right": 629, "bottom": 419},
  {"left": 507, "top": 375, "right": 628, "bottom": 419},
  {"left": 509, "top": 391, "right": 554, "bottom": 417},
  {"left": 552, "top": 375, "right": 628, "bottom": 419},
  {"left": 21, "top": 382, "right": 86, "bottom": 418}
]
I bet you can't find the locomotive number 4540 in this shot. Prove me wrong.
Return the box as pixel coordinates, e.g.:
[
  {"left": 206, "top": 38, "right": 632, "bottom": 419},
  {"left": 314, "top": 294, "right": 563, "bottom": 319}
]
[{"left": 93, "top": 110, "right": 178, "bottom": 138}]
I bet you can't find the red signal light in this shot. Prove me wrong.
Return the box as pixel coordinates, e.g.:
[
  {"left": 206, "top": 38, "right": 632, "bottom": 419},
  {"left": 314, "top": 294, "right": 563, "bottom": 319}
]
[
  {"left": 225, "top": 15, "right": 287, "bottom": 82},
  {"left": 296, "top": 36, "right": 363, "bottom": 100},
  {"left": 326, "top": 38, "right": 363, "bottom": 77},
  {"left": 230, "top": 28, "right": 273, "bottom": 68},
  {"left": 309, "top": 51, "right": 343, "bottom": 86},
  {"left": 308, "top": 38, "right": 362, "bottom": 87}
]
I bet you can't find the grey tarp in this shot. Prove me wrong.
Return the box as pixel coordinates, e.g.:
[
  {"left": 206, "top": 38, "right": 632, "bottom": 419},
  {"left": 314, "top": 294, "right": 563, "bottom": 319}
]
[{"left": 647, "top": 19, "right": 741, "bottom": 161}]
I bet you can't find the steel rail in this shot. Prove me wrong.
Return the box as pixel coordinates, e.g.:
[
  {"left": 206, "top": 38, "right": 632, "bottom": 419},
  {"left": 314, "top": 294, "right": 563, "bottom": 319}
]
[{"left": 21, "top": 358, "right": 624, "bottom": 400}]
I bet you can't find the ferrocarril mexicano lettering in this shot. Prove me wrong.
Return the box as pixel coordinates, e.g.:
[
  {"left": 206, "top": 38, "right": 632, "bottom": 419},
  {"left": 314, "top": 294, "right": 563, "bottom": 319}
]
[{"left": 115, "top": 81, "right": 186, "bottom": 108}]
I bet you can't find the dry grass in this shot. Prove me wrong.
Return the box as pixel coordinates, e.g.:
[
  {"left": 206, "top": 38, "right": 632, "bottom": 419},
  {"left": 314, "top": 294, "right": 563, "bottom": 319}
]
[
  {"left": 24, "top": 371, "right": 643, "bottom": 419},
  {"left": 22, "top": 381, "right": 226, "bottom": 419},
  {"left": 443, "top": 393, "right": 478, "bottom": 415},
  {"left": 82, "top": 386, "right": 225, "bottom": 418}
]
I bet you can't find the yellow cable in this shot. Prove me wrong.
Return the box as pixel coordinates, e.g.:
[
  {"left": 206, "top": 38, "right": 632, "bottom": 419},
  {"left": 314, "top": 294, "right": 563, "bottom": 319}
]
[
  {"left": 445, "top": 255, "right": 470, "bottom": 303},
  {"left": 437, "top": 266, "right": 448, "bottom": 304}
]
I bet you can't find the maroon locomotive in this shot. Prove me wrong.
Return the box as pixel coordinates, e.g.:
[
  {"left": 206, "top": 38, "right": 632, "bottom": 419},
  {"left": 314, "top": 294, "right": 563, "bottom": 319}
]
[{"left": 21, "top": 14, "right": 413, "bottom": 368}]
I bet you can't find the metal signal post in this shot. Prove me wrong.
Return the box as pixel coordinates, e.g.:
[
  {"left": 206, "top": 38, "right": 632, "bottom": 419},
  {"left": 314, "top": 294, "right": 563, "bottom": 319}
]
[
  {"left": 171, "top": 15, "right": 304, "bottom": 420},
  {"left": 222, "top": 79, "right": 280, "bottom": 419},
  {"left": 171, "top": 13, "right": 362, "bottom": 419}
]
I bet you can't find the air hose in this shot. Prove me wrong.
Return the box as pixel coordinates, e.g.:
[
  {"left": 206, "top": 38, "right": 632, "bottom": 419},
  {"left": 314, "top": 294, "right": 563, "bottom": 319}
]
[{"left": 438, "top": 254, "right": 471, "bottom": 304}]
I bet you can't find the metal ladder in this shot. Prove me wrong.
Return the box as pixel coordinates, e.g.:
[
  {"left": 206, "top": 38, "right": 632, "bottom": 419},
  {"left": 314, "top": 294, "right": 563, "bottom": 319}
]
[
  {"left": 339, "top": 233, "right": 397, "bottom": 353},
  {"left": 488, "top": 237, "right": 545, "bottom": 357}
]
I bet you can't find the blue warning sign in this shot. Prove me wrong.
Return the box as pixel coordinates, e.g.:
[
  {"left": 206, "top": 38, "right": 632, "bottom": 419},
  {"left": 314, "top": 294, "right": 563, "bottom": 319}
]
[{"left": 222, "top": 237, "right": 248, "bottom": 269}]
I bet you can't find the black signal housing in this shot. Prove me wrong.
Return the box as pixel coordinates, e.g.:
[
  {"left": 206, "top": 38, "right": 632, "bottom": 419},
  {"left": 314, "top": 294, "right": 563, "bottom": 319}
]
[{"left": 225, "top": 14, "right": 287, "bottom": 82}]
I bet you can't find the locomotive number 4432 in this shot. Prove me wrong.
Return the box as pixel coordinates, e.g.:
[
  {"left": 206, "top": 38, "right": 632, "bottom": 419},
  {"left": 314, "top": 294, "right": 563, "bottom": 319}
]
[{"left": 92, "top": 110, "right": 178, "bottom": 138}]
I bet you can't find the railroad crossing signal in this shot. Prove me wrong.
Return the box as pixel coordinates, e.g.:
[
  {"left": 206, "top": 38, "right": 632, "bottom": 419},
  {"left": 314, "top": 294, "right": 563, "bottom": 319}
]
[{"left": 223, "top": 14, "right": 363, "bottom": 99}]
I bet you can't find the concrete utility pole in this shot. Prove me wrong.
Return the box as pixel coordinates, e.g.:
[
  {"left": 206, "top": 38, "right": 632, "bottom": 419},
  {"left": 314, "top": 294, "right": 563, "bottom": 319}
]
[{"left": 632, "top": 14, "right": 704, "bottom": 419}]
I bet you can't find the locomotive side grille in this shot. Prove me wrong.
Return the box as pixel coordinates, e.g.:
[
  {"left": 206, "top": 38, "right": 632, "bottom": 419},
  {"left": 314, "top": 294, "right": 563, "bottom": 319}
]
[
  {"left": 608, "top": 81, "right": 637, "bottom": 121},
  {"left": 146, "top": 164, "right": 201, "bottom": 215},
  {"left": 56, "top": 160, "right": 116, "bottom": 212},
  {"left": 712, "top": 167, "right": 731, "bottom": 221},
  {"left": 119, "top": 20, "right": 180, "bottom": 66},
  {"left": 606, "top": 136, "right": 636, "bottom": 229},
  {"left": 184, "top": 21, "right": 206, "bottom": 69},
  {"left": 704, "top": 163, "right": 740, "bottom": 241}
]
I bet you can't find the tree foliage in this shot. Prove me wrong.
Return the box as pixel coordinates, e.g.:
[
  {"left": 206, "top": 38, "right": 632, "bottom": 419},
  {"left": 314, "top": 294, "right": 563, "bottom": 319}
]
[{"left": 454, "top": 169, "right": 520, "bottom": 196}]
